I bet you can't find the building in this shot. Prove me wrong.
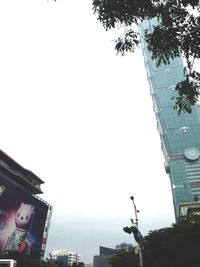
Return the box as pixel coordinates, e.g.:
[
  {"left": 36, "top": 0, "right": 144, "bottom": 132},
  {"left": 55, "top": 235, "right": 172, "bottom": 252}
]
[
  {"left": 115, "top": 243, "right": 133, "bottom": 251},
  {"left": 51, "top": 250, "right": 81, "bottom": 266},
  {"left": 139, "top": 19, "right": 200, "bottom": 220},
  {"left": 0, "top": 149, "right": 52, "bottom": 258},
  {"left": 93, "top": 246, "right": 116, "bottom": 267}
]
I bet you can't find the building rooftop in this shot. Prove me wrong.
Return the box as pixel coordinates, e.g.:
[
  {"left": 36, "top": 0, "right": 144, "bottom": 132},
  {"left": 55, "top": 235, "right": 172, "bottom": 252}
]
[{"left": 0, "top": 149, "right": 44, "bottom": 194}]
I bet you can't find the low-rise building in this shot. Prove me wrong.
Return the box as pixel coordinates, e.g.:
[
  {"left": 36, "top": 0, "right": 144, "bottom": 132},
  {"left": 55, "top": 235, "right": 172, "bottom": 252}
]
[
  {"left": 50, "top": 250, "right": 81, "bottom": 266},
  {"left": 115, "top": 243, "right": 133, "bottom": 251}
]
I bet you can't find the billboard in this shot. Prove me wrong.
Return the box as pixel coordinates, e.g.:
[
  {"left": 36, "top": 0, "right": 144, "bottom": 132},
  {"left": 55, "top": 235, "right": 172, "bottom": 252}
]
[{"left": 0, "top": 174, "right": 48, "bottom": 259}]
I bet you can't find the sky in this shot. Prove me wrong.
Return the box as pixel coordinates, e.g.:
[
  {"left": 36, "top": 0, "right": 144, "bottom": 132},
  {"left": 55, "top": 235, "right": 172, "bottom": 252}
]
[{"left": 0, "top": 0, "right": 175, "bottom": 263}]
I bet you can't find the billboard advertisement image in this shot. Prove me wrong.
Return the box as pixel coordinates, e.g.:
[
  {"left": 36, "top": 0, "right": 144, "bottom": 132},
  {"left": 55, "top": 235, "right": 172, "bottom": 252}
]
[{"left": 0, "top": 175, "right": 48, "bottom": 259}]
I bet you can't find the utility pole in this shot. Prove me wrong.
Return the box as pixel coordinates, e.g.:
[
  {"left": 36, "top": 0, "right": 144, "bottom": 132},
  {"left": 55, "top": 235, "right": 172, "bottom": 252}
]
[{"left": 130, "top": 196, "right": 143, "bottom": 267}]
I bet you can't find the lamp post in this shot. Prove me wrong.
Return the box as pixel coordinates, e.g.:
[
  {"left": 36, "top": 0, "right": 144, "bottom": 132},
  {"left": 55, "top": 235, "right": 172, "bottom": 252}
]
[{"left": 130, "top": 196, "right": 143, "bottom": 267}]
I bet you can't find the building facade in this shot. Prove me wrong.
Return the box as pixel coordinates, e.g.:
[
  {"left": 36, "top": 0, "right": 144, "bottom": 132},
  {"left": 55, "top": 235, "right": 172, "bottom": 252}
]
[
  {"left": 139, "top": 19, "right": 200, "bottom": 219},
  {"left": 51, "top": 250, "right": 81, "bottom": 266},
  {"left": 93, "top": 246, "right": 116, "bottom": 267},
  {"left": 115, "top": 243, "right": 133, "bottom": 251},
  {"left": 0, "top": 149, "right": 52, "bottom": 258}
]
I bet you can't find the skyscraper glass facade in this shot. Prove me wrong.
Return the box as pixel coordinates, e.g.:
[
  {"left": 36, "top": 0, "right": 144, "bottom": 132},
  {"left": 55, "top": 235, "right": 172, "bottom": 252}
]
[{"left": 139, "top": 19, "right": 200, "bottom": 219}]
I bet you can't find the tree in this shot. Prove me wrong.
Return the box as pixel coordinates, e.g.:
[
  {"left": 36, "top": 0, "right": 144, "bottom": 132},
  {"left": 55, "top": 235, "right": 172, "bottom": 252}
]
[
  {"left": 72, "top": 262, "right": 85, "bottom": 267},
  {"left": 109, "top": 248, "right": 139, "bottom": 267},
  {"left": 120, "top": 216, "right": 200, "bottom": 267},
  {"left": 0, "top": 251, "right": 56, "bottom": 267},
  {"left": 144, "top": 221, "right": 200, "bottom": 267},
  {"left": 92, "top": 0, "right": 200, "bottom": 113}
]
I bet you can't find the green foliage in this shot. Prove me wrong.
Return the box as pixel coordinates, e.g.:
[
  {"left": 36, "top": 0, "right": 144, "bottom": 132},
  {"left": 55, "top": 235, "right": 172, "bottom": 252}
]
[
  {"left": 109, "top": 248, "right": 139, "bottom": 267},
  {"left": 0, "top": 251, "right": 84, "bottom": 267},
  {"left": 181, "top": 0, "right": 200, "bottom": 8},
  {"left": 121, "top": 217, "right": 200, "bottom": 267},
  {"left": 0, "top": 251, "right": 56, "bottom": 267},
  {"left": 114, "top": 30, "right": 139, "bottom": 55},
  {"left": 144, "top": 221, "right": 200, "bottom": 267},
  {"left": 72, "top": 262, "right": 85, "bottom": 267},
  {"left": 53, "top": 260, "right": 65, "bottom": 267},
  {"left": 92, "top": 0, "right": 156, "bottom": 30},
  {"left": 172, "top": 70, "right": 200, "bottom": 114},
  {"left": 145, "top": 24, "right": 180, "bottom": 67},
  {"left": 92, "top": 0, "right": 200, "bottom": 113}
]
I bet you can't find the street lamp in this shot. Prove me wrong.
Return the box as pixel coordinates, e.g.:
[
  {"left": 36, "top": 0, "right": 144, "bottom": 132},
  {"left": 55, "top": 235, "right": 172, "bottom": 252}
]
[{"left": 130, "top": 196, "right": 143, "bottom": 267}]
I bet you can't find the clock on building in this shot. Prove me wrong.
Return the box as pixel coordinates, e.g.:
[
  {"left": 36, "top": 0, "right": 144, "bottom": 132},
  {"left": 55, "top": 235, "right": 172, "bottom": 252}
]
[{"left": 184, "top": 147, "right": 200, "bottom": 160}]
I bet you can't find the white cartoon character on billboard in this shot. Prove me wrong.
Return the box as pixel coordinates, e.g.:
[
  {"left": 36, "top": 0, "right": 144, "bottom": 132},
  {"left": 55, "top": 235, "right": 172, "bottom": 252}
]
[{"left": 5, "top": 202, "right": 35, "bottom": 255}]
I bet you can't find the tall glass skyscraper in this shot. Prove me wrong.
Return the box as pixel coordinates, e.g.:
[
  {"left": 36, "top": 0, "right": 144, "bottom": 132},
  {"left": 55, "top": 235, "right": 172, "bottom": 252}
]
[{"left": 139, "top": 19, "right": 200, "bottom": 220}]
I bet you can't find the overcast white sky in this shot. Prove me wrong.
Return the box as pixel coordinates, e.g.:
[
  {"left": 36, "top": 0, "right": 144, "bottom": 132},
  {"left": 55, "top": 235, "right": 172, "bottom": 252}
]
[{"left": 0, "top": 0, "right": 175, "bottom": 263}]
